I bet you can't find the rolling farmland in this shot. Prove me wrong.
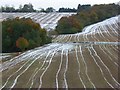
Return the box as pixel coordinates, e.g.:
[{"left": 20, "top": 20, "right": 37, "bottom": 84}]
[
  {"left": 0, "top": 12, "right": 75, "bottom": 31},
  {"left": 1, "top": 13, "right": 120, "bottom": 89}
]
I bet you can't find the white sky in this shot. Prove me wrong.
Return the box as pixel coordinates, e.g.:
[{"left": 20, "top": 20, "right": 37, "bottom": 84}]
[{"left": 0, "top": 0, "right": 119, "bottom": 10}]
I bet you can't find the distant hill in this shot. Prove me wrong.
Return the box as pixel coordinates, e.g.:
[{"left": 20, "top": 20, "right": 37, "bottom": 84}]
[{"left": 55, "top": 3, "right": 120, "bottom": 34}]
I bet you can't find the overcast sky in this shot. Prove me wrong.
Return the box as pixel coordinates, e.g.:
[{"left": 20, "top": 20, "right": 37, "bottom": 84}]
[{"left": 0, "top": 0, "right": 119, "bottom": 10}]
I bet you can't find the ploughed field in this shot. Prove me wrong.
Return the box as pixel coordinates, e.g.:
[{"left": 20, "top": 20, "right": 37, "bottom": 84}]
[
  {"left": 1, "top": 14, "right": 120, "bottom": 89},
  {"left": 0, "top": 12, "right": 75, "bottom": 31}
]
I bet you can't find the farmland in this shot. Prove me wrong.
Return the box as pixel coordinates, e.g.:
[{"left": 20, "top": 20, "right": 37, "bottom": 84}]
[
  {"left": 0, "top": 12, "right": 76, "bottom": 31},
  {"left": 0, "top": 13, "right": 120, "bottom": 89}
]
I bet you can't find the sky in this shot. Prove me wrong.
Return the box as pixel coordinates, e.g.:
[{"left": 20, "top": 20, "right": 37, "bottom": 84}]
[{"left": 0, "top": 0, "right": 119, "bottom": 10}]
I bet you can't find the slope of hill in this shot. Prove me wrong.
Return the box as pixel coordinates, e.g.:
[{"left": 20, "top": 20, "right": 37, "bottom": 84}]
[
  {"left": 53, "top": 15, "right": 119, "bottom": 42},
  {"left": 1, "top": 15, "right": 120, "bottom": 89},
  {"left": 1, "top": 13, "right": 76, "bottom": 31}
]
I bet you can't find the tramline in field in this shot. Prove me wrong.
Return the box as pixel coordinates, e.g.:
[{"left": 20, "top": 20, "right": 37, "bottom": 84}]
[
  {"left": 1, "top": 12, "right": 76, "bottom": 31},
  {"left": 1, "top": 14, "right": 120, "bottom": 89}
]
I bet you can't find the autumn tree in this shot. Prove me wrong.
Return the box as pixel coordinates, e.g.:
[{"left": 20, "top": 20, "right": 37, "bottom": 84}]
[
  {"left": 16, "top": 37, "right": 29, "bottom": 51},
  {"left": 56, "top": 16, "right": 83, "bottom": 34},
  {"left": 2, "top": 17, "right": 51, "bottom": 53}
]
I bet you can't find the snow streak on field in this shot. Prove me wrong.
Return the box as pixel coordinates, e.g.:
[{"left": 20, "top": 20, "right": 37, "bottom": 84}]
[
  {"left": 1, "top": 12, "right": 75, "bottom": 31},
  {"left": 1, "top": 15, "right": 120, "bottom": 89},
  {"left": 53, "top": 15, "right": 119, "bottom": 42}
]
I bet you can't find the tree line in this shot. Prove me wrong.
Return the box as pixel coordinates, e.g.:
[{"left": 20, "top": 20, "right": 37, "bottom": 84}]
[
  {"left": 0, "top": 3, "right": 94, "bottom": 13},
  {"left": 55, "top": 3, "right": 120, "bottom": 34},
  {"left": 1, "top": 3, "right": 35, "bottom": 12},
  {"left": 2, "top": 17, "right": 52, "bottom": 53}
]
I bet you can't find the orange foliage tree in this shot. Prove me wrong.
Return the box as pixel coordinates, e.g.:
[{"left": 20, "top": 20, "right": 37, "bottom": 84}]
[
  {"left": 56, "top": 16, "right": 83, "bottom": 34},
  {"left": 16, "top": 37, "right": 29, "bottom": 51}
]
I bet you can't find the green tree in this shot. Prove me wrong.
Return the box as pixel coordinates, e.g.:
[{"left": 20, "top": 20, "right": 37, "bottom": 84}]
[
  {"left": 21, "top": 3, "right": 35, "bottom": 12},
  {"left": 45, "top": 7, "right": 55, "bottom": 12}
]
